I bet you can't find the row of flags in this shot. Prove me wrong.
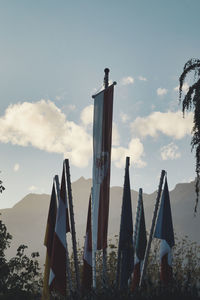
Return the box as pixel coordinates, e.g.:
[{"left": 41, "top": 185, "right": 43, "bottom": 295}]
[{"left": 41, "top": 70, "right": 175, "bottom": 298}]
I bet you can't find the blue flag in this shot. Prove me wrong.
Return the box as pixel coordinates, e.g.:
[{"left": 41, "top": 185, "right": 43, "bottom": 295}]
[{"left": 118, "top": 157, "right": 134, "bottom": 289}]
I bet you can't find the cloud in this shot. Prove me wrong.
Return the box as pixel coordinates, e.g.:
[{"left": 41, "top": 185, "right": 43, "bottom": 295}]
[
  {"left": 160, "top": 143, "right": 181, "bottom": 160},
  {"left": 157, "top": 88, "right": 168, "bottom": 96},
  {"left": 131, "top": 111, "right": 193, "bottom": 139},
  {"left": 13, "top": 163, "right": 20, "bottom": 172},
  {"left": 0, "top": 100, "right": 92, "bottom": 167},
  {"left": 112, "top": 138, "right": 146, "bottom": 168},
  {"left": 112, "top": 123, "right": 120, "bottom": 146},
  {"left": 120, "top": 112, "right": 130, "bottom": 123},
  {"left": 28, "top": 185, "right": 37, "bottom": 192},
  {"left": 121, "top": 76, "right": 134, "bottom": 86},
  {"left": 174, "top": 82, "right": 189, "bottom": 94},
  {"left": 80, "top": 104, "right": 93, "bottom": 126},
  {"left": 138, "top": 76, "right": 147, "bottom": 81}
]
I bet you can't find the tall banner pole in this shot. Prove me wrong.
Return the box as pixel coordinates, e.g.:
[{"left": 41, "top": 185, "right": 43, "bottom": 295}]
[
  {"left": 65, "top": 159, "right": 80, "bottom": 292},
  {"left": 102, "top": 68, "right": 109, "bottom": 287},
  {"left": 139, "top": 170, "right": 166, "bottom": 288},
  {"left": 91, "top": 187, "right": 97, "bottom": 289},
  {"left": 54, "top": 175, "right": 73, "bottom": 297}
]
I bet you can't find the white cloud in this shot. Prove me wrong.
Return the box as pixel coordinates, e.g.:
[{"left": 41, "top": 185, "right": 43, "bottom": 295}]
[
  {"left": 174, "top": 82, "right": 189, "bottom": 94},
  {"left": 160, "top": 143, "right": 181, "bottom": 160},
  {"left": 0, "top": 100, "right": 92, "bottom": 168},
  {"left": 80, "top": 104, "right": 93, "bottom": 126},
  {"left": 112, "top": 138, "right": 146, "bottom": 168},
  {"left": 120, "top": 112, "right": 130, "bottom": 123},
  {"left": 13, "top": 163, "right": 20, "bottom": 172},
  {"left": 28, "top": 185, "right": 37, "bottom": 192},
  {"left": 138, "top": 76, "right": 147, "bottom": 81},
  {"left": 157, "top": 88, "right": 168, "bottom": 96},
  {"left": 121, "top": 76, "right": 134, "bottom": 86},
  {"left": 112, "top": 123, "right": 120, "bottom": 146},
  {"left": 131, "top": 111, "right": 193, "bottom": 139}
]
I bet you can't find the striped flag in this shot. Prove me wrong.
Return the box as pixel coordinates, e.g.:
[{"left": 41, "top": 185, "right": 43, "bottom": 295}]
[
  {"left": 81, "top": 196, "right": 92, "bottom": 292},
  {"left": 92, "top": 83, "right": 115, "bottom": 251},
  {"left": 154, "top": 177, "right": 175, "bottom": 284},
  {"left": 117, "top": 157, "right": 134, "bottom": 289},
  {"left": 49, "top": 175, "right": 69, "bottom": 296},
  {"left": 42, "top": 181, "right": 57, "bottom": 300},
  {"left": 131, "top": 189, "right": 147, "bottom": 291}
]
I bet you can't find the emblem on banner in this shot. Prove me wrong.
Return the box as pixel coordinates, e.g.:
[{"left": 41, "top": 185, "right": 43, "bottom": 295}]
[{"left": 95, "top": 152, "right": 109, "bottom": 184}]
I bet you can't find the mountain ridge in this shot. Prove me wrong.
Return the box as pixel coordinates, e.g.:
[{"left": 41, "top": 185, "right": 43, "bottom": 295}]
[{"left": 0, "top": 177, "right": 199, "bottom": 267}]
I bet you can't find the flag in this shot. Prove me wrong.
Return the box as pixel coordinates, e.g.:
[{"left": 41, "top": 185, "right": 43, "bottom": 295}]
[
  {"left": 81, "top": 196, "right": 92, "bottom": 292},
  {"left": 92, "top": 83, "right": 115, "bottom": 251},
  {"left": 118, "top": 157, "right": 134, "bottom": 289},
  {"left": 131, "top": 189, "right": 147, "bottom": 291},
  {"left": 61, "top": 160, "right": 70, "bottom": 233},
  {"left": 49, "top": 175, "right": 69, "bottom": 296},
  {"left": 41, "top": 182, "right": 57, "bottom": 300},
  {"left": 154, "top": 177, "right": 175, "bottom": 284}
]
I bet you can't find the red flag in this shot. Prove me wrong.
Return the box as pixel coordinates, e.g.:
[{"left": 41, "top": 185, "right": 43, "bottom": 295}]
[
  {"left": 49, "top": 176, "right": 67, "bottom": 296},
  {"left": 92, "top": 84, "right": 115, "bottom": 250},
  {"left": 81, "top": 197, "right": 92, "bottom": 292},
  {"left": 42, "top": 182, "right": 57, "bottom": 300}
]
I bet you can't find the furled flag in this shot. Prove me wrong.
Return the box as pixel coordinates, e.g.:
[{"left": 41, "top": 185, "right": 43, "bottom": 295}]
[
  {"left": 42, "top": 181, "right": 57, "bottom": 300},
  {"left": 61, "top": 161, "right": 71, "bottom": 233},
  {"left": 49, "top": 174, "right": 70, "bottom": 296},
  {"left": 81, "top": 196, "right": 92, "bottom": 292},
  {"left": 117, "top": 157, "right": 134, "bottom": 289},
  {"left": 154, "top": 177, "right": 175, "bottom": 284},
  {"left": 92, "top": 82, "right": 115, "bottom": 250},
  {"left": 131, "top": 189, "right": 147, "bottom": 291}
]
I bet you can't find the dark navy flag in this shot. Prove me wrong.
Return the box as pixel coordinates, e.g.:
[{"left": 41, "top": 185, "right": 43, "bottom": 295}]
[
  {"left": 154, "top": 177, "right": 175, "bottom": 284},
  {"left": 118, "top": 157, "right": 134, "bottom": 289},
  {"left": 131, "top": 189, "right": 147, "bottom": 291}
]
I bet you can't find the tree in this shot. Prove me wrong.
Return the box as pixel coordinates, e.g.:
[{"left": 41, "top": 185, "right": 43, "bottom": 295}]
[
  {"left": 0, "top": 217, "right": 42, "bottom": 298},
  {"left": 179, "top": 58, "right": 200, "bottom": 212}
]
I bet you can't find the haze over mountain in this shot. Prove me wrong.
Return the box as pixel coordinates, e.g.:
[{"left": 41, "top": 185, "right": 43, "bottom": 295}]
[{"left": 0, "top": 177, "right": 199, "bottom": 267}]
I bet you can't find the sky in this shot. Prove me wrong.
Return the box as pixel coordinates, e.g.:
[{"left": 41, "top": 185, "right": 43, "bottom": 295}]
[{"left": 0, "top": 0, "right": 199, "bottom": 208}]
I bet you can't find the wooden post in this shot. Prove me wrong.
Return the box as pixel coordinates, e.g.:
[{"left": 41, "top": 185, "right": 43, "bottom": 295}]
[
  {"left": 139, "top": 170, "right": 166, "bottom": 288},
  {"left": 65, "top": 159, "right": 80, "bottom": 292},
  {"left": 54, "top": 175, "right": 73, "bottom": 296}
]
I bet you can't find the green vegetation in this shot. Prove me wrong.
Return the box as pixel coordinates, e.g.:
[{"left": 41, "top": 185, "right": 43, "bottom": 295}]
[
  {"left": 179, "top": 58, "right": 200, "bottom": 211},
  {"left": 0, "top": 217, "right": 42, "bottom": 300},
  {"left": 0, "top": 216, "right": 200, "bottom": 299}
]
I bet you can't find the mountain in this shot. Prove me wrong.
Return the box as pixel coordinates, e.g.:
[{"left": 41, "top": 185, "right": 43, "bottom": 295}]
[{"left": 0, "top": 177, "right": 199, "bottom": 268}]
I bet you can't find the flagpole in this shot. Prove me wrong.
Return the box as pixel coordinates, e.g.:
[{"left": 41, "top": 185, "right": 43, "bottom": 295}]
[
  {"left": 54, "top": 175, "right": 73, "bottom": 297},
  {"left": 91, "top": 187, "right": 97, "bottom": 289},
  {"left": 65, "top": 159, "right": 81, "bottom": 292},
  {"left": 102, "top": 67, "right": 110, "bottom": 288},
  {"left": 139, "top": 170, "right": 166, "bottom": 288}
]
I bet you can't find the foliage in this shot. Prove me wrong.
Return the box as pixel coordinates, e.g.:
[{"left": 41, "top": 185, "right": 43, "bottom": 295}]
[
  {"left": 0, "top": 179, "right": 5, "bottom": 194},
  {"left": 0, "top": 216, "right": 42, "bottom": 299},
  {"left": 65, "top": 234, "right": 200, "bottom": 300},
  {"left": 179, "top": 58, "right": 200, "bottom": 211}
]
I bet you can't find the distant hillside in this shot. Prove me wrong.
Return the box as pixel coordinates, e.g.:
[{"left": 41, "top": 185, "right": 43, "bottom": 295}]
[{"left": 0, "top": 177, "right": 199, "bottom": 268}]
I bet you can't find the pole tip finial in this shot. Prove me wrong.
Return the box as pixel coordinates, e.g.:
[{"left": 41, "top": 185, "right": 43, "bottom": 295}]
[{"left": 104, "top": 68, "right": 110, "bottom": 74}]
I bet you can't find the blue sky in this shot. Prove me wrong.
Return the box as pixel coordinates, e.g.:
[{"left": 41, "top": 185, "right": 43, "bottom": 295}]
[{"left": 0, "top": 0, "right": 199, "bottom": 208}]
